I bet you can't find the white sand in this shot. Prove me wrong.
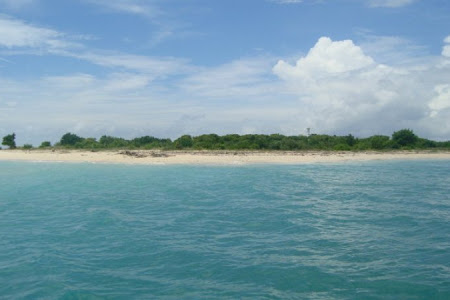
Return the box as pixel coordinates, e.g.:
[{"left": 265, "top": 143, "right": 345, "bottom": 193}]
[{"left": 0, "top": 149, "right": 449, "bottom": 165}]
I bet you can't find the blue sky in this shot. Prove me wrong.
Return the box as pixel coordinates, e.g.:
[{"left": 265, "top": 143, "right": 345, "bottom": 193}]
[{"left": 0, "top": 0, "right": 450, "bottom": 145}]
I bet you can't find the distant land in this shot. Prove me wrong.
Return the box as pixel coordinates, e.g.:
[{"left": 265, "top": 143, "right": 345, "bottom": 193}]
[{"left": 1, "top": 129, "right": 450, "bottom": 152}]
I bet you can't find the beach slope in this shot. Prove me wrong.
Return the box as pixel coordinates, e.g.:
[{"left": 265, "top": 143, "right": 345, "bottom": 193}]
[{"left": 1, "top": 149, "right": 450, "bottom": 165}]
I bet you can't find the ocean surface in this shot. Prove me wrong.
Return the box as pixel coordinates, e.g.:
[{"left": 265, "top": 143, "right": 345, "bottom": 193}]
[{"left": 0, "top": 160, "right": 449, "bottom": 299}]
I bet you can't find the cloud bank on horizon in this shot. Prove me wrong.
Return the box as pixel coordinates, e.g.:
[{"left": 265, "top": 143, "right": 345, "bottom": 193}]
[{"left": 0, "top": 0, "right": 449, "bottom": 144}]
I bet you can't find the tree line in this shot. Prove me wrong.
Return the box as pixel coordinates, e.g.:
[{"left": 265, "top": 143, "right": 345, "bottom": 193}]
[{"left": 2, "top": 129, "right": 450, "bottom": 151}]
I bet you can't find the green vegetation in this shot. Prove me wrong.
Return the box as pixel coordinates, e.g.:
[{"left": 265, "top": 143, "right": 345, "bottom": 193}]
[
  {"left": 23, "top": 144, "right": 33, "bottom": 150},
  {"left": 39, "top": 141, "right": 52, "bottom": 148},
  {"left": 2, "top": 133, "right": 16, "bottom": 149},
  {"left": 60, "top": 132, "right": 84, "bottom": 146},
  {"left": 6, "top": 129, "right": 450, "bottom": 151},
  {"left": 392, "top": 129, "right": 418, "bottom": 147}
]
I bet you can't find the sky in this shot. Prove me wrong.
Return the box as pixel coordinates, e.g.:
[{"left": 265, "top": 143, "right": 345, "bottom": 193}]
[{"left": 0, "top": 0, "right": 450, "bottom": 145}]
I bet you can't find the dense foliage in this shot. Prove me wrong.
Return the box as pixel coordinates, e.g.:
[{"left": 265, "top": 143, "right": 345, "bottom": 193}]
[
  {"left": 60, "top": 133, "right": 84, "bottom": 146},
  {"left": 3, "top": 129, "right": 449, "bottom": 151},
  {"left": 2, "top": 133, "right": 16, "bottom": 149},
  {"left": 39, "top": 141, "right": 52, "bottom": 148}
]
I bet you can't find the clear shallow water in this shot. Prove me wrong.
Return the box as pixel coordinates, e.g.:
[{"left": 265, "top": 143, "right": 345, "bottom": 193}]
[{"left": 0, "top": 160, "right": 449, "bottom": 299}]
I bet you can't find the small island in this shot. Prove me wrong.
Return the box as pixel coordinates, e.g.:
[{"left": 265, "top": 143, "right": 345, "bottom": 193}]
[{"left": 1, "top": 129, "right": 449, "bottom": 165}]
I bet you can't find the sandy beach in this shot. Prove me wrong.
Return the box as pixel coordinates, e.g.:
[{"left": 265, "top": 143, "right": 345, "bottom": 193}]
[{"left": 0, "top": 149, "right": 449, "bottom": 165}]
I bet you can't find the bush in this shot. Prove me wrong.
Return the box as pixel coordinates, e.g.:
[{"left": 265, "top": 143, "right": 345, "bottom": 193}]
[
  {"left": 345, "top": 134, "right": 356, "bottom": 147},
  {"left": 174, "top": 135, "right": 193, "bottom": 149},
  {"left": 2, "top": 133, "right": 16, "bottom": 149},
  {"left": 23, "top": 144, "right": 33, "bottom": 149},
  {"left": 392, "top": 129, "right": 418, "bottom": 147},
  {"left": 354, "top": 142, "right": 370, "bottom": 150},
  {"left": 60, "top": 132, "right": 84, "bottom": 146},
  {"left": 99, "top": 136, "right": 129, "bottom": 148},
  {"left": 369, "top": 135, "right": 390, "bottom": 150},
  {"left": 75, "top": 138, "right": 99, "bottom": 149},
  {"left": 417, "top": 138, "right": 436, "bottom": 148},
  {"left": 39, "top": 141, "right": 52, "bottom": 148},
  {"left": 334, "top": 144, "right": 351, "bottom": 151}
]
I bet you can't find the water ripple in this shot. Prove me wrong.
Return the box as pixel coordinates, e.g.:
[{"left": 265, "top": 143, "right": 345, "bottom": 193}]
[{"left": 0, "top": 160, "right": 449, "bottom": 299}]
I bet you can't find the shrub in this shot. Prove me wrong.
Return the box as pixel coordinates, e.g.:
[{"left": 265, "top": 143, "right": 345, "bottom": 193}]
[
  {"left": 60, "top": 132, "right": 84, "bottom": 146},
  {"left": 334, "top": 144, "right": 351, "bottom": 151},
  {"left": 174, "top": 135, "right": 194, "bottom": 149},
  {"left": 392, "top": 129, "right": 418, "bottom": 147},
  {"left": 369, "top": 135, "right": 390, "bottom": 150},
  {"left": 39, "top": 141, "right": 52, "bottom": 148},
  {"left": 2, "top": 133, "right": 16, "bottom": 149}
]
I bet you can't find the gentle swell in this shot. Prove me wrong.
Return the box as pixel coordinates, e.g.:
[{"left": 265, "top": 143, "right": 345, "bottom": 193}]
[{"left": 0, "top": 161, "right": 449, "bottom": 299}]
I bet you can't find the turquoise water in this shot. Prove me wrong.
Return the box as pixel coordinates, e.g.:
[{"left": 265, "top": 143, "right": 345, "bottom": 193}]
[{"left": 0, "top": 160, "right": 449, "bottom": 299}]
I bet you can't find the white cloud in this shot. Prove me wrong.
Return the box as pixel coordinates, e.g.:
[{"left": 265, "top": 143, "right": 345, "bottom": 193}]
[
  {"left": 443, "top": 46, "right": 450, "bottom": 58},
  {"left": 43, "top": 72, "right": 152, "bottom": 93},
  {"left": 0, "top": 71, "right": 190, "bottom": 144},
  {"left": 73, "top": 52, "right": 194, "bottom": 77},
  {"left": 274, "top": 37, "right": 374, "bottom": 81},
  {"left": 43, "top": 74, "right": 96, "bottom": 89},
  {"left": 429, "top": 85, "right": 450, "bottom": 116},
  {"left": 0, "top": 16, "right": 193, "bottom": 77},
  {"left": 369, "top": 0, "right": 416, "bottom": 8},
  {"left": 102, "top": 73, "right": 152, "bottom": 91},
  {"left": 84, "top": 0, "right": 193, "bottom": 47},
  {"left": 0, "top": 16, "right": 65, "bottom": 49},
  {"left": 358, "top": 34, "right": 428, "bottom": 64},
  {"left": 273, "top": 37, "right": 450, "bottom": 139},
  {"left": 2, "top": 29, "right": 450, "bottom": 143},
  {"left": 0, "top": 56, "right": 12, "bottom": 63},
  {"left": 86, "top": 0, "right": 160, "bottom": 18},
  {"left": 180, "top": 57, "right": 277, "bottom": 98},
  {"left": 443, "top": 36, "right": 450, "bottom": 57}
]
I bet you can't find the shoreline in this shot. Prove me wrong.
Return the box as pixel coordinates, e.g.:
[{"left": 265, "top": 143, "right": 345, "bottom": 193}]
[{"left": 1, "top": 149, "right": 450, "bottom": 165}]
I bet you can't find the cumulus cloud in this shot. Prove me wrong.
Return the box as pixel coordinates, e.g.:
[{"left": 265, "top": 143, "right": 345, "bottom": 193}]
[
  {"left": 274, "top": 37, "right": 374, "bottom": 81},
  {"left": 273, "top": 36, "right": 450, "bottom": 139},
  {"left": 443, "top": 46, "right": 450, "bottom": 58},
  {"left": 443, "top": 36, "right": 450, "bottom": 58},
  {"left": 429, "top": 85, "right": 450, "bottom": 116},
  {"left": 2, "top": 30, "right": 450, "bottom": 143}
]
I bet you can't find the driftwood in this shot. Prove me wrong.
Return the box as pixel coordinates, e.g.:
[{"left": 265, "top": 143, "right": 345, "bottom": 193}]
[
  {"left": 150, "top": 152, "right": 169, "bottom": 157},
  {"left": 119, "top": 151, "right": 169, "bottom": 158}
]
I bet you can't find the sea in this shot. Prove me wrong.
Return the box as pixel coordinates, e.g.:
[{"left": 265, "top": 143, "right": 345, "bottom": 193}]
[{"left": 0, "top": 160, "right": 449, "bottom": 299}]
